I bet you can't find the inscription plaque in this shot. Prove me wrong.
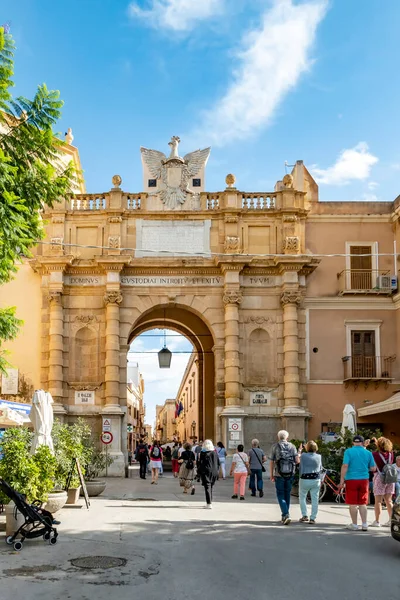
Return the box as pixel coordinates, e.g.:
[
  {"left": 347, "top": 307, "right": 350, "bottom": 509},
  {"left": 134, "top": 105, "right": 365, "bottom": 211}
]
[{"left": 135, "top": 220, "right": 211, "bottom": 258}]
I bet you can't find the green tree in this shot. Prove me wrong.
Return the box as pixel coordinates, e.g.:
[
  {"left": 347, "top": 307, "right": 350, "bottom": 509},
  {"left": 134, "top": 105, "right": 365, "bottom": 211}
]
[{"left": 0, "top": 26, "right": 77, "bottom": 371}]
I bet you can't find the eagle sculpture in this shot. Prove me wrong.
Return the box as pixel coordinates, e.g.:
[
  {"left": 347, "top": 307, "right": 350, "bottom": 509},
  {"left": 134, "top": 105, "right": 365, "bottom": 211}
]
[{"left": 140, "top": 136, "right": 211, "bottom": 210}]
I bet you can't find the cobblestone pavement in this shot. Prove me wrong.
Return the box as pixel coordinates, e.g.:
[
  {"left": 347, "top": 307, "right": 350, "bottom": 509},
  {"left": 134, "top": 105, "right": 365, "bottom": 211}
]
[{"left": 0, "top": 468, "right": 399, "bottom": 600}]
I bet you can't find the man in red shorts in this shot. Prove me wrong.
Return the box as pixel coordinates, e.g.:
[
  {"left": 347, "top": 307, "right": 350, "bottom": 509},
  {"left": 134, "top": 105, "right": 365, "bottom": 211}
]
[{"left": 339, "top": 435, "right": 376, "bottom": 531}]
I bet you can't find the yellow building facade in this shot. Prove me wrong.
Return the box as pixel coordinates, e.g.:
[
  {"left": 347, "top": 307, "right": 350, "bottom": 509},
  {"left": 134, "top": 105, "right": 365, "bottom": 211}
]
[{"left": 2, "top": 137, "right": 400, "bottom": 474}]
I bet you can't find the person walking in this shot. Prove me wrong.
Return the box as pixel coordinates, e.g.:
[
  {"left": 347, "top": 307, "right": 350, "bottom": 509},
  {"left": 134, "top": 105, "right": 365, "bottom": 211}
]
[
  {"left": 149, "top": 440, "right": 163, "bottom": 485},
  {"left": 248, "top": 439, "right": 266, "bottom": 498},
  {"left": 171, "top": 443, "right": 180, "bottom": 478},
  {"left": 370, "top": 437, "right": 397, "bottom": 527},
  {"left": 339, "top": 434, "right": 376, "bottom": 531},
  {"left": 298, "top": 441, "right": 322, "bottom": 524},
  {"left": 178, "top": 442, "right": 196, "bottom": 495},
  {"left": 230, "top": 444, "right": 250, "bottom": 500},
  {"left": 135, "top": 439, "right": 149, "bottom": 480},
  {"left": 197, "top": 440, "right": 220, "bottom": 509},
  {"left": 216, "top": 442, "right": 227, "bottom": 479},
  {"left": 269, "top": 430, "right": 299, "bottom": 525}
]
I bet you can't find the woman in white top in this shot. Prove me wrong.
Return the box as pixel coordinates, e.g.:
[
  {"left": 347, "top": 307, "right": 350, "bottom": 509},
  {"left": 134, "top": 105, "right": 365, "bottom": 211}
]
[{"left": 230, "top": 444, "right": 250, "bottom": 500}]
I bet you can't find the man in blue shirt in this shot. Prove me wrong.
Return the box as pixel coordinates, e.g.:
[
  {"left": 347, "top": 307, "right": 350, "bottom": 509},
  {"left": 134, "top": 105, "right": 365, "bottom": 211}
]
[{"left": 339, "top": 435, "right": 376, "bottom": 531}]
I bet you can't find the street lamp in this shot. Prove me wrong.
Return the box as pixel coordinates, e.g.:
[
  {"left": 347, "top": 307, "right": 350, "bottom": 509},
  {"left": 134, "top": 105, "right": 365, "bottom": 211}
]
[{"left": 158, "top": 319, "right": 172, "bottom": 368}]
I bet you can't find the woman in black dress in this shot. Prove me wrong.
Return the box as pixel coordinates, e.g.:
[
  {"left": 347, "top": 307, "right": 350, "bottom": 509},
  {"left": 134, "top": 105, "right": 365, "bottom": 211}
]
[{"left": 197, "top": 440, "right": 220, "bottom": 509}]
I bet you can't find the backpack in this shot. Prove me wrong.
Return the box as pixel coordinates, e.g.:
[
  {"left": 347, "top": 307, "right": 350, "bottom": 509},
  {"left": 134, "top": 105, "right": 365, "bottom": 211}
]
[
  {"left": 151, "top": 446, "right": 160, "bottom": 458},
  {"left": 276, "top": 442, "right": 295, "bottom": 478},
  {"left": 379, "top": 453, "right": 398, "bottom": 484}
]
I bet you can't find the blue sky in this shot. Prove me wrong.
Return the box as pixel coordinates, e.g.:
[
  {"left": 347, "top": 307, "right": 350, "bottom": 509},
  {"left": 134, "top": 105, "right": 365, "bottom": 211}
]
[{"left": 5, "top": 0, "right": 400, "bottom": 201}]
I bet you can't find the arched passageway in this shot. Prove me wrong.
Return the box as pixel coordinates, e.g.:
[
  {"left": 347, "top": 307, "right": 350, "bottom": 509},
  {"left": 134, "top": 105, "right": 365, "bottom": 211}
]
[{"left": 128, "top": 305, "right": 216, "bottom": 440}]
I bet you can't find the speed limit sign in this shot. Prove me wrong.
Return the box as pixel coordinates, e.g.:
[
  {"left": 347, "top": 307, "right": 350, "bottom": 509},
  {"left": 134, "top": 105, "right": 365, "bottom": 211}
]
[{"left": 101, "top": 431, "right": 113, "bottom": 445}]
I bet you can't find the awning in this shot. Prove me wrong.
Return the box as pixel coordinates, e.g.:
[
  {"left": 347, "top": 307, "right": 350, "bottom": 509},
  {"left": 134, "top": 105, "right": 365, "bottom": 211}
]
[
  {"left": 0, "top": 406, "right": 24, "bottom": 426},
  {"left": 358, "top": 392, "right": 400, "bottom": 417}
]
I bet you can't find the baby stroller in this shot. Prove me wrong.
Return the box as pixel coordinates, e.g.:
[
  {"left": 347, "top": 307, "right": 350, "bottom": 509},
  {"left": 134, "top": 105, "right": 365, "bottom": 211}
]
[{"left": 0, "top": 478, "right": 58, "bottom": 551}]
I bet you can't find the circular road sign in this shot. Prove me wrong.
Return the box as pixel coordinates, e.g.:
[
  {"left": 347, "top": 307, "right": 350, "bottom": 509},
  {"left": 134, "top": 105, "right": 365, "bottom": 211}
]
[
  {"left": 231, "top": 423, "right": 239, "bottom": 431},
  {"left": 101, "top": 431, "right": 114, "bottom": 445}
]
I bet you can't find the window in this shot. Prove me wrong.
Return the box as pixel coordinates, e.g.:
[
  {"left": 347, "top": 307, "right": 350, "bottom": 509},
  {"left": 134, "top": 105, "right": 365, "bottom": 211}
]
[
  {"left": 345, "top": 242, "right": 378, "bottom": 290},
  {"left": 351, "top": 330, "right": 376, "bottom": 377},
  {"left": 350, "top": 246, "right": 372, "bottom": 289},
  {"left": 148, "top": 179, "right": 157, "bottom": 187},
  {"left": 192, "top": 178, "right": 201, "bottom": 187}
]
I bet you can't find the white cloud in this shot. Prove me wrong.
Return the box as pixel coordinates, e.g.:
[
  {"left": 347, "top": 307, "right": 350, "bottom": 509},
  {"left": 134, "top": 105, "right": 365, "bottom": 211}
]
[
  {"left": 190, "top": 0, "right": 328, "bottom": 146},
  {"left": 367, "top": 181, "right": 379, "bottom": 190},
  {"left": 391, "top": 163, "right": 400, "bottom": 171},
  {"left": 128, "top": 0, "right": 224, "bottom": 32},
  {"left": 311, "top": 142, "right": 378, "bottom": 186}
]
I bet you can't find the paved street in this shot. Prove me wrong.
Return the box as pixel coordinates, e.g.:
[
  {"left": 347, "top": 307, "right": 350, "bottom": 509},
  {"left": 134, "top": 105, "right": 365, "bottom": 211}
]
[{"left": 1, "top": 468, "right": 399, "bottom": 600}]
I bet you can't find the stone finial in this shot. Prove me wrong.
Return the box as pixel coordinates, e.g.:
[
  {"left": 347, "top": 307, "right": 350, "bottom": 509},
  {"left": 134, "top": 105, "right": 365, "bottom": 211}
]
[
  {"left": 112, "top": 174, "right": 122, "bottom": 188},
  {"left": 282, "top": 173, "right": 293, "bottom": 189},
  {"left": 65, "top": 128, "right": 74, "bottom": 145},
  {"left": 225, "top": 173, "right": 236, "bottom": 189}
]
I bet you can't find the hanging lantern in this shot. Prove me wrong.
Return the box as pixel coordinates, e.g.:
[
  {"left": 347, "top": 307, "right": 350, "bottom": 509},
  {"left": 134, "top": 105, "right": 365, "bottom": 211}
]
[
  {"left": 158, "top": 320, "right": 172, "bottom": 368},
  {"left": 158, "top": 347, "right": 172, "bottom": 368}
]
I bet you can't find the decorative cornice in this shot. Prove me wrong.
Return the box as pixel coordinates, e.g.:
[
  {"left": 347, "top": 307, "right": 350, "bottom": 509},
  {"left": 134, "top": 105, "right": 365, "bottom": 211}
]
[
  {"left": 104, "top": 291, "right": 123, "bottom": 305},
  {"left": 280, "top": 290, "right": 302, "bottom": 306},
  {"left": 223, "top": 290, "right": 243, "bottom": 305},
  {"left": 68, "top": 382, "right": 103, "bottom": 391},
  {"left": 243, "top": 316, "right": 276, "bottom": 324},
  {"left": 74, "top": 315, "right": 99, "bottom": 324}
]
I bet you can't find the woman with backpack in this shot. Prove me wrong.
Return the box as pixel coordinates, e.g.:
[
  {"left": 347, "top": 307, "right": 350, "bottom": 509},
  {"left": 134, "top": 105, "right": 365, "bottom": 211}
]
[
  {"left": 149, "top": 440, "right": 163, "bottom": 485},
  {"left": 370, "top": 437, "right": 396, "bottom": 527},
  {"left": 171, "top": 443, "right": 180, "bottom": 478},
  {"left": 178, "top": 442, "right": 196, "bottom": 495}
]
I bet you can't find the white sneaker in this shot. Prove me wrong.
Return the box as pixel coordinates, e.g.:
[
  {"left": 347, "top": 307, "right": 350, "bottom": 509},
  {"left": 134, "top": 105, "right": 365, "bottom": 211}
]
[
  {"left": 345, "top": 523, "right": 360, "bottom": 531},
  {"left": 204, "top": 504, "right": 212, "bottom": 509},
  {"left": 383, "top": 520, "right": 391, "bottom": 527},
  {"left": 370, "top": 521, "right": 381, "bottom": 527},
  {"left": 361, "top": 523, "right": 368, "bottom": 531}
]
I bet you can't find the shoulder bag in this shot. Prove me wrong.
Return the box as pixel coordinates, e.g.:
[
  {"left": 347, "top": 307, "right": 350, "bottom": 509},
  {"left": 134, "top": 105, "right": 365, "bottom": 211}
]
[
  {"left": 238, "top": 452, "right": 250, "bottom": 475},
  {"left": 251, "top": 448, "right": 266, "bottom": 473}
]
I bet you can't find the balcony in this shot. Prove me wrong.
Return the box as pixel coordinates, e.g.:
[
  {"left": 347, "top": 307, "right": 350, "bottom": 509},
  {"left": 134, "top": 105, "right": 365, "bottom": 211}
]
[
  {"left": 338, "top": 270, "right": 394, "bottom": 295},
  {"left": 342, "top": 355, "right": 396, "bottom": 388}
]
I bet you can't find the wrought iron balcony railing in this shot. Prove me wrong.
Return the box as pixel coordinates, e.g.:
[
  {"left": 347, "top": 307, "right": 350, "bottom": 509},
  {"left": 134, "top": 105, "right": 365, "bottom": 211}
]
[
  {"left": 342, "top": 355, "right": 395, "bottom": 380},
  {"left": 338, "top": 270, "right": 393, "bottom": 295}
]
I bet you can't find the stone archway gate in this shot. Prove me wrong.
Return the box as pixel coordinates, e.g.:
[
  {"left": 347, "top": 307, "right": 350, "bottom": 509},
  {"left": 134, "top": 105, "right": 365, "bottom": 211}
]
[{"left": 31, "top": 180, "right": 318, "bottom": 475}]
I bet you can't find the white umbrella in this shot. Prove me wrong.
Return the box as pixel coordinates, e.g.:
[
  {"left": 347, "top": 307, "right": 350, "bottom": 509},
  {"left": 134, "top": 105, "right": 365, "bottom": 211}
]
[
  {"left": 30, "top": 390, "right": 54, "bottom": 453},
  {"left": 341, "top": 404, "right": 357, "bottom": 437}
]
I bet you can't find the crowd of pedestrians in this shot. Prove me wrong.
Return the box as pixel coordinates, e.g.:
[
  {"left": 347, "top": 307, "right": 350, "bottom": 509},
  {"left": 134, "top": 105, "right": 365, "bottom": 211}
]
[{"left": 132, "top": 431, "right": 400, "bottom": 525}]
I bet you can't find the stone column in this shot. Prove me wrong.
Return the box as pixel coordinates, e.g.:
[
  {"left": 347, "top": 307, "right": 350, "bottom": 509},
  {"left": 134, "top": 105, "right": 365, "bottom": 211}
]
[
  {"left": 102, "top": 290, "right": 125, "bottom": 476},
  {"left": 104, "top": 291, "right": 123, "bottom": 407},
  {"left": 280, "top": 290, "right": 302, "bottom": 409},
  {"left": 223, "top": 290, "right": 243, "bottom": 407},
  {"left": 213, "top": 344, "right": 225, "bottom": 443},
  {"left": 48, "top": 291, "right": 64, "bottom": 402}
]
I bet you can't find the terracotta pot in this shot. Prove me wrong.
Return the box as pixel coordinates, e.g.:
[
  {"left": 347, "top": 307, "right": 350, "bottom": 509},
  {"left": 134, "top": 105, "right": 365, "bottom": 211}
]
[
  {"left": 66, "top": 486, "right": 81, "bottom": 505},
  {"left": 44, "top": 490, "right": 68, "bottom": 514},
  {"left": 81, "top": 480, "right": 106, "bottom": 497}
]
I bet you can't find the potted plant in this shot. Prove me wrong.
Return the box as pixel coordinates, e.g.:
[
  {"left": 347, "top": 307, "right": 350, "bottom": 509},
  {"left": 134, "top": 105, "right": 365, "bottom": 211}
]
[
  {"left": 81, "top": 449, "right": 114, "bottom": 497},
  {"left": 52, "top": 418, "right": 92, "bottom": 504},
  {"left": 0, "top": 428, "right": 57, "bottom": 532}
]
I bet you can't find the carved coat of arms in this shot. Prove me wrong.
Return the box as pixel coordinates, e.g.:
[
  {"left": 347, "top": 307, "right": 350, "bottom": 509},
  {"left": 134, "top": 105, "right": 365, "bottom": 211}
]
[{"left": 140, "top": 136, "right": 211, "bottom": 210}]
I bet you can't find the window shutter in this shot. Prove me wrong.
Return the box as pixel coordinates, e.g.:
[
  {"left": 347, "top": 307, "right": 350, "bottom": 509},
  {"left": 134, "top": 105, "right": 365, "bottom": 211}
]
[{"left": 350, "top": 246, "right": 372, "bottom": 289}]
